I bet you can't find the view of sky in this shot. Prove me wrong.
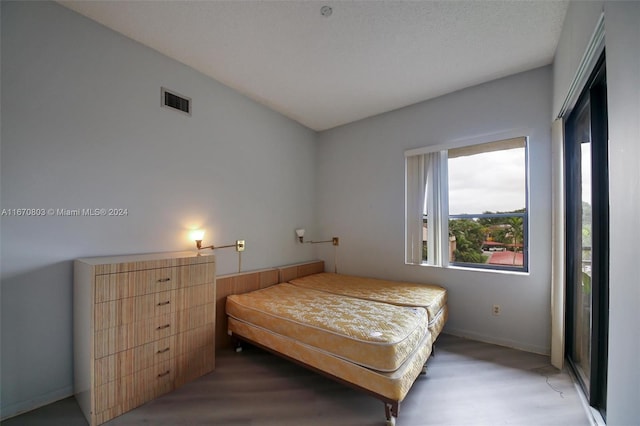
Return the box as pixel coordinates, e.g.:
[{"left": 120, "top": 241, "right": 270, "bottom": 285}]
[{"left": 447, "top": 148, "right": 526, "bottom": 215}]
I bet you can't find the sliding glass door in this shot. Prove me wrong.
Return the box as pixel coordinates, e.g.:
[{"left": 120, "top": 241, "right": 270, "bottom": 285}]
[{"left": 565, "top": 54, "right": 608, "bottom": 418}]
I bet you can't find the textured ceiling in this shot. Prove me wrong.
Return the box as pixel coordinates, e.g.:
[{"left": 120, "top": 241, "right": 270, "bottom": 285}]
[{"left": 59, "top": 1, "right": 569, "bottom": 131}]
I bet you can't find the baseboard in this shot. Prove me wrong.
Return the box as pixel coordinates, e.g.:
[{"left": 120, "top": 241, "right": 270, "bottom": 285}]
[
  {"left": 0, "top": 385, "right": 73, "bottom": 421},
  {"left": 444, "top": 327, "right": 550, "bottom": 356}
]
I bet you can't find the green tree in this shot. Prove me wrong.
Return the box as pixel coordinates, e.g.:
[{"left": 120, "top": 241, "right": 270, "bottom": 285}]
[
  {"left": 449, "top": 219, "right": 487, "bottom": 263},
  {"left": 478, "top": 209, "right": 525, "bottom": 250},
  {"left": 582, "top": 201, "right": 592, "bottom": 261},
  {"left": 505, "top": 217, "right": 524, "bottom": 264}
]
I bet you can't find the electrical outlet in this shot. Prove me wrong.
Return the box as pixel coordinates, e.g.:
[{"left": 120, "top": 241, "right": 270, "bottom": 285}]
[
  {"left": 236, "top": 240, "right": 246, "bottom": 252},
  {"left": 492, "top": 304, "right": 501, "bottom": 316}
]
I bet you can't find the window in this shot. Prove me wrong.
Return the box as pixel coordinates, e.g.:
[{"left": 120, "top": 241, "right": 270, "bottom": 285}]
[{"left": 406, "top": 136, "right": 528, "bottom": 272}]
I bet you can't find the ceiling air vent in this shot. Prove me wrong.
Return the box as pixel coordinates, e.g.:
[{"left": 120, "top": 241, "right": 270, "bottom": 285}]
[{"left": 161, "top": 87, "right": 191, "bottom": 116}]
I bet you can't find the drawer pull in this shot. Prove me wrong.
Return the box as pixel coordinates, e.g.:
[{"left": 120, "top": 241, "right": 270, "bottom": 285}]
[
  {"left": 157, "top": 301, "right": 170, "bottom": 306},
  {"left": 157, "top": 370, "right": 170, "bottom": 378},
  {"left": 156, "top": 324, "right": 171, "bottom": 330},
  {"left": 157, "top": 278, "right": 171, "bottom": 283},
  {"left": 157, "top": 347, "right": 170, "bottom": 354}
]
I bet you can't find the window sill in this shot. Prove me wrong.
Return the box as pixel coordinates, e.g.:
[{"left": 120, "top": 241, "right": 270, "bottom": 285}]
[{"left": 405, "top": 261, "right": 530, "bottom": 277}]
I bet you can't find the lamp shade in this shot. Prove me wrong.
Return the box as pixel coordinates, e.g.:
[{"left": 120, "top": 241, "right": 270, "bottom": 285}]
[{"left": 191, "top": 229, "right": 205, "bottom": 241}]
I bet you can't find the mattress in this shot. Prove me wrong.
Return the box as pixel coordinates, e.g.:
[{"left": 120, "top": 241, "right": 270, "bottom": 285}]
[
  {"left": 226, "top": 283, "right": 429, "bottom": 372},
  {"left": 227, "top": 316, "right": 432, "bottom": 402},
  {"left": 430, "top": 304, "right": 448, "bottom": 338},
  {"left": 289, "top": 273, "right": 448, "bottom": 320}
]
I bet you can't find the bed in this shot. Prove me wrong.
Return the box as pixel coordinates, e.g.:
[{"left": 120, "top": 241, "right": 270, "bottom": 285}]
[
  {"left": 225, "top": 261, "right": 448, "bottom": 425},
  {"left": 287, "top": 271, "right": 448, "bottom": 342}
]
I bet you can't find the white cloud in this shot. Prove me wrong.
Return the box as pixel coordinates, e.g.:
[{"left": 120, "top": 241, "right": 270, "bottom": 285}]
[{"left": 448, "top": 148, "right": 525, "bottom": 215}]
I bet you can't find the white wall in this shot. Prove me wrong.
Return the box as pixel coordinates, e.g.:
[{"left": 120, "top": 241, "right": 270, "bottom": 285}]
[
  {"left": 552, "top": 0, "right": 604, "bottom": 118},
  {"left": 553, "top": 1, "right": 639, "bottom": 423},
  {"left": 316, "top": 66, "right": 553, "bottom": 355},
  {"left": 605, "top": 3, "right": 640, "bottom": 422},
  {"left": 0, "top": 1, "right": 317, "bottom": 418}
]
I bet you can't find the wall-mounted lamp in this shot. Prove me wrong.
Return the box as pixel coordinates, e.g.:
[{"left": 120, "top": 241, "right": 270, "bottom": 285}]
[
  {"left": 295, "top": 228, "right": 338, "bottom": 246},
  {"left": 190, "top": 229, "right": 246, "bottom": 272},
  {"left": 191, "top": 230, "right": 245, "bottom": 252},
  {"left": 191, "top": 229, "right": 205, "bottom": 246},
  {"left": 295, "top": 228, "right": 340, "bottom": 273}
]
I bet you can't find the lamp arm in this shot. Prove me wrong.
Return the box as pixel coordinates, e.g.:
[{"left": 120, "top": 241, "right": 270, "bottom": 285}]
[
  {"left": 307, "top": 237, "right": 339, "bottom": 246},
  {"left": 196, "top": 240, "right": 213, "bottom": 250},
  {"left": 196, "top": 239, "right": 245, "bottom": 252}
]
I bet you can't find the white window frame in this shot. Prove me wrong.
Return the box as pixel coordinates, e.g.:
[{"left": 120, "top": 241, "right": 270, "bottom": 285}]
[{"left": 405, "top": 130, "right": 530, "bottom": 273}]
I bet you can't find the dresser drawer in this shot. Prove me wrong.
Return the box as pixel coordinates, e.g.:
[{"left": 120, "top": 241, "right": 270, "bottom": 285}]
[
  {"left": 94, "top": 358, "right": 175, "bottom": 416},
  {"left": 176, "top": 303, "right": 215, "bottom": 332},
  {"left": 95, "top": 313, "right": 177, "bottom": 359},
  {"left": 94, "top": 335, "right": 175, "bottom": 387},
  {"left": 94, "top": 303, "right": 215, "bottom": 359},
  {"left": 95, "top": 284, "right": 215, "bottom": 330},
  {"left": 95, "top": 263, "right": 215, "bottom": 303},
  {"left": 94, "top": 323, "right": 214, "bottom": 386},
  {"left": 176, "top": 323, "right": 215, "bottom": 355}
]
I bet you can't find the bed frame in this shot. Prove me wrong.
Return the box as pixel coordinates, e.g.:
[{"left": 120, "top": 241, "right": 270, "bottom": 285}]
[
  {"left": 230, "top": 329, "right": 405, "bottom": 424},
  {"left": 218, "top": 260, "right": 429, "bottom": 426}
]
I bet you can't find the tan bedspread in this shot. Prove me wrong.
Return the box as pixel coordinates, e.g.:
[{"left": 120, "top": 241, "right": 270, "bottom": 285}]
[
  {"left": 289, "top": 273, "right": 447, "bottom": 320},
  {"left": 226, "top": 283, "right": 429, "bottom": 372}
]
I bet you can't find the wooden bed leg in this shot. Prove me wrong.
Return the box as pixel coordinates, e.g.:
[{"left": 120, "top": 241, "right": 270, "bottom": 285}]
[
  {"left": 229, "top": 333, "right": 243, "bottom": 353},
  {"left": 384, "top": 402, "right": 399, "bottom": 426}
]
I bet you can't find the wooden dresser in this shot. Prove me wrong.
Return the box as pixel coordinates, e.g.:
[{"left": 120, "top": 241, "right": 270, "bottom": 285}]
[{"left": 73, "top": 251, "right": 216, "bottom": 425}]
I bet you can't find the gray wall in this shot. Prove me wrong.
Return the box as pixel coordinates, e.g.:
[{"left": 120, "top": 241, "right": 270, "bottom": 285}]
[
  {"left": 605, "top": 4, "right": 640, "bottom": 420},
  {"left": 316, "top": 66, "right": 553, "bottom": 355},
  {"left": 552, "top": 0, "right": 604, "bottom": 118},
  {"left": 553, "top": 1, "right": 640, "bottom": 423},
  {"left": 605, "top": 4, "right": 640, "bottom": 422},
  {"left": 0, "top": 1, "right": 317, "bottom": 418}
]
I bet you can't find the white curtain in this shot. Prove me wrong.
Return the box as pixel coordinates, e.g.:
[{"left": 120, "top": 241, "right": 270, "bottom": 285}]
[
  {"left": 406, "top": 154, "right": 426, "bottom": 264},
  {"left": 551, "top": 118, "right": 566, "bottom": 369},
  {"left": 425, "top": 152, "right": 446, "bottom": 265},
  {"left": 406, "top": 151, "right": 446, "bottom": 265}
]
